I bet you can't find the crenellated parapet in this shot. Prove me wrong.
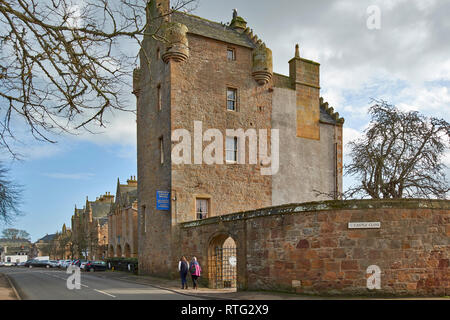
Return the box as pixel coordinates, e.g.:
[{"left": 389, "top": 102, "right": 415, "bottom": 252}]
[
  {"left": 251, "top": 43, "right": 273, "bottom": 85},
  {"left": 161, "top": 22, "right": 189, "bottom": 63},
  {"left": 320, "top": 97, "right": 345, "bottom": 125}
]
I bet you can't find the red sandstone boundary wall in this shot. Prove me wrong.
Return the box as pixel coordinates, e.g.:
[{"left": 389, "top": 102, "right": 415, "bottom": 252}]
[{"left": 178, "top": 199, "right": 449, "bottom": 296}]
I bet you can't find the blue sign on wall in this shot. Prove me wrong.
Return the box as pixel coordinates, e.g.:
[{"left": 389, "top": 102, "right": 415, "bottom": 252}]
[{"left": 156, "top": 191, "right": 171, "bottom": 211}]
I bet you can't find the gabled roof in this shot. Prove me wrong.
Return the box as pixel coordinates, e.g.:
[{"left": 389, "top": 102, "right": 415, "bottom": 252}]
[{"left": 113, "top": 178, "right": 138, "bottom": 210}]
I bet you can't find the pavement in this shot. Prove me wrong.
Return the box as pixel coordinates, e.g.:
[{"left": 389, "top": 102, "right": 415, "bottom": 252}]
[
  {"left": 1, "top": 267, "right": 449, "bottom": 300},
  {"left": 0, "top": 272, "right": 18, "bottom": 300},
  {"left": 80, "top": 270, "right": 450, "bottom": 300},
  {"left": 0, "top": 267, "right": 204, "bottom": 300}
]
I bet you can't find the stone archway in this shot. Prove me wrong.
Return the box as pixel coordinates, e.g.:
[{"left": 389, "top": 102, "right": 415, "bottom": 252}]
[
  {"left": 124, "top": 243, "right": 131, "bottom": 258},
  {"left": 208, "top": 234, "right": 237, "bottom": 289},
  {"left": 108, "top": 245, "right": 114, "bottom": 258},
  {"left": 116, "top": 244, "right": 122, "bottom": 258}
]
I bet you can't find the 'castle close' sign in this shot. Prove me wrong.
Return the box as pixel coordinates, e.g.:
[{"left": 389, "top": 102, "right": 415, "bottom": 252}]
[{"left": 348, "top": 222, "right": 381, "bottom": 229}]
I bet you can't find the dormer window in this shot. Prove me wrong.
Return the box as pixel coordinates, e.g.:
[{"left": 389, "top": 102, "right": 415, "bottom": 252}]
[{"left": 227, "top": 48, "right": 236, "bottom": 61}]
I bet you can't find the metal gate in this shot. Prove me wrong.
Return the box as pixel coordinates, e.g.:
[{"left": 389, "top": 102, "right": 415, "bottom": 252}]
[{"left": 209, "top": 246, "right": 237, "bottom": 288}]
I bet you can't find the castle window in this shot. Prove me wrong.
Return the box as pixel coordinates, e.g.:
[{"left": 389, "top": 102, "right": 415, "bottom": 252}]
[
  {"left": 196, "top": 198, "right": 209, "bottom": 220},
  {"left": 227, "top": 48, "right": 235, "bottom": 61},
  {"left": 157, "top": 47, "right": 160, "bottom": 60},
  {"left": 226, "top": 136, "right": 238, "bottom": 163},
  {"left": 227, "top": 88, "right": 237, "bottom": 111},
  {"left": 159, "top": 136, "right": 164, "bottom": 164},
  {"left": 157, "top": 84, "right": 162, "bottom": 111}
]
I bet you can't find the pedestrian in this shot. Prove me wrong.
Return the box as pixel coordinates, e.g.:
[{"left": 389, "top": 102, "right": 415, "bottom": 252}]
[
  {"left": 189, "top": 256, "right": 202, "bottom": 289},
  {"left": 178, "top": 256, "right": 189, "bottom": 289}
]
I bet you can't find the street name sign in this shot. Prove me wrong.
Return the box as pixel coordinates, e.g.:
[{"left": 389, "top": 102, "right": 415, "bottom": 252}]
[{"left": 348, "top": 222, "right": 381, "bottom": 229}]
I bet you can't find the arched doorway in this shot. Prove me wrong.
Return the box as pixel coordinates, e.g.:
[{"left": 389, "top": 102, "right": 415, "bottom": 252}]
[
  {"left": 208, "top": 234, "right": 237, "bottom": 289},
  {"left": 116, "top": 244, "right": 122, "bottom": 257},
  {"left": 108, "top": 245, "right": 114, "bottom": 257},
  {"left": 124, "top": 243, "right": 131, "bottom": 258}
]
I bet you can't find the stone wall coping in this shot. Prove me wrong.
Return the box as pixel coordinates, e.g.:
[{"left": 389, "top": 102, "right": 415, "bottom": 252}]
[{"left": 179, "top": 198, "right": 450, "bottom": 229}]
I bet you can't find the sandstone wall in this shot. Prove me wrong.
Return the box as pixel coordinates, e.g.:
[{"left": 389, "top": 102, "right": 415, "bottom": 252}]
[{"left": 179, "top": 199, "right": 449, "bottom": 296}]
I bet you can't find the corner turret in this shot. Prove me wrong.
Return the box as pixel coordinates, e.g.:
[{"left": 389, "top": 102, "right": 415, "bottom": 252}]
[
  {"left": 230, "top": 9, "right": 247, "bottom": 31},
  {"left": 161, "top": 22, "right": 189, "bottom": 63},
  {"left": 252, "top": 43, "right": 273, "bottom": 85}
]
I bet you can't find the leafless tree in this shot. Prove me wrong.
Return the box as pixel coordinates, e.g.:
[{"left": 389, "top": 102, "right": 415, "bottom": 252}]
[
  {"left": 345, "top": 100, "right": 450, "bottom": 199},
  {"left": 0, "top": 163, "right": 22, "bottom": 223},
  {"left": 0, "top": 0, "right": 197, "bottom": 157},
  {"left": 1, "top": 227, "right": 29, "bottom": 239}
]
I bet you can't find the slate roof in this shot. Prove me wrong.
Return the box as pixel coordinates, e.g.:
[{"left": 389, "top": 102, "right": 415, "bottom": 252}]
[
  {"left": 38, "top": 234, "right": 56, "bottom": 242},
  {"left": 90, "top": 201, "right": 113, "bottom": 219},
  {"left": 172, "top": 11, "right": 255, "bottom": 48}
]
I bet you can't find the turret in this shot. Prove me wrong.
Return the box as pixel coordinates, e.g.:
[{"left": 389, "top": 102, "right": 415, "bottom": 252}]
[
  {"left": 252, "top": 43, "right": 273, "bottom": 85},
  {"left": 161, "top": 22, "right": 189, "bottom": 63},
  {"left": 230, "top": 9, "right": 247, "bottom": 31}
]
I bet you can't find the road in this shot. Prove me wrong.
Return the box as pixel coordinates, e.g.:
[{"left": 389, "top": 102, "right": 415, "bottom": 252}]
[{"left": 0, "top": 267, "right": 204, "bottom": 300}]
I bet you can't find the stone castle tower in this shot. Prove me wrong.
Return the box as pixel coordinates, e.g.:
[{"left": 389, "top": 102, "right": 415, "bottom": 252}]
[{"left": 135, "top": 0, "right": 344, "bottom": 276}]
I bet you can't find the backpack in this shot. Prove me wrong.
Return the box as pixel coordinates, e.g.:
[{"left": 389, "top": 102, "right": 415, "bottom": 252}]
[{"left": 190, "top": 263, "right": 197, "bottom": 274}]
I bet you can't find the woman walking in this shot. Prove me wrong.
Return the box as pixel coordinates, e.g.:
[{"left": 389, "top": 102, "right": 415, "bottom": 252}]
[
  {"left": 178, "top": 256, "right": 189, "bottom": 289},
  {"left": 189, "top": 257, "right": 202, "bottom": 290}
]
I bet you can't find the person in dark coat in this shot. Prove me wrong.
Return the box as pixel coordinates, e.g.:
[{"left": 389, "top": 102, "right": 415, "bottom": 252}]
[{"left": 178, "top": 256, "right": 189, "bottom": 289}]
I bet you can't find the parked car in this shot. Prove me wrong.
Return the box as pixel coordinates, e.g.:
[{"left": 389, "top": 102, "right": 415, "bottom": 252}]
[
  {"left": 84, "top": 261, "right": 107, "bottom": 272},
  {"left": 72, "top": 259, "right": 88, "bottom": 268},
  {"left": 25, "top": 259, "right": 54, "bottom": 269},
  {"left": 49, "top": 260, "right": 59, "bottom": 268},
  {"left": 17, "top": 262, "right": 26, "bottom": 267},
  {"left": 79, "top": 261, "right": 89, "bottom": 270},
  {"left": 61, "top": 260, "right": 72, "bottom": 268},
  {"left": 2, "top": 262, "right": 14, "bottom": 267}
]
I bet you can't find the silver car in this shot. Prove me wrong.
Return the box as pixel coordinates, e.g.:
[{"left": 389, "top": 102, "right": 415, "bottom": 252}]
[{"left": 49, "top": 260, "right": 59, "bottom": 268}]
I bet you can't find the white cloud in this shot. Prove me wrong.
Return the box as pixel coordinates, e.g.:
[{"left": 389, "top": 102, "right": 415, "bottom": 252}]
[
  {"left": 75, "top": 109, "right": 137, "bottom": 147},
  {"left": 43, "top": 172, "right": 95, "bottom": 180},
  {"left": 343, "top": 127, "right": 364, "bottom": 157}
]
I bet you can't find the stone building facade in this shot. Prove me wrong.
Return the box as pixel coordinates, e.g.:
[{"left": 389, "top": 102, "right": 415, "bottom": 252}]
[
  {"left": 107, "top": 177, "right": 138, "bottom": 258},
  {"left": 135, "top": 1, "right": 344, "bottom": 276},
  {"left": 71, "top": 193, "right": 113, "bottom": 260}
]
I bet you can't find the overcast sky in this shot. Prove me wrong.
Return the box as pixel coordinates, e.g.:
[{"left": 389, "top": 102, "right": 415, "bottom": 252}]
[{"left": 2, "top": 0, "right": 449, "bottom": 241}]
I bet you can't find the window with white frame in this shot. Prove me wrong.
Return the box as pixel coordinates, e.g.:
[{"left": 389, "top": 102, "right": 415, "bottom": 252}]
[
  {"left": 226, "top": 136, "right": 238, "bottom": 163},
  {"left": 196, "top": 198, "right": 209, "bottom": 220},
  {"left": 227, "top": 88, "right": 237, "bottom": 111},
  {"left": 227, "top": 48, "right": 235, "bottom": 61}
]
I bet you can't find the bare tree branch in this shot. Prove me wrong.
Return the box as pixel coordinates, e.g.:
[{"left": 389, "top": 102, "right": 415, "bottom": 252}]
[
  {"left": 345, "top": 100, "right": 450, "bottom": 199},
  {"left": 0, "top": 0, "right": 198, "bottom": 157}
]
